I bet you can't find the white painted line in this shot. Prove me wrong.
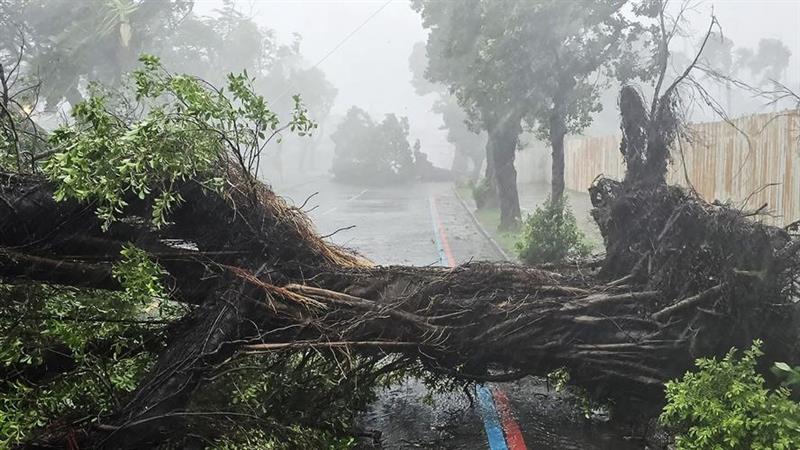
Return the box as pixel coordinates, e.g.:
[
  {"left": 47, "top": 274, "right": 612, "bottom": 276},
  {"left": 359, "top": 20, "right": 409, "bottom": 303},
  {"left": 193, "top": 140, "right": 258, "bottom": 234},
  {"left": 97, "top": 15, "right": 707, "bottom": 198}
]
[
  {"left": 348, "top": 189, "right": 369, "bottom": 201},
  {"left": 320, "top": 189, "right": 369, "bottom": 216},
  {"left": 320, "top": 207, "right": 338, "bottom": 216}
]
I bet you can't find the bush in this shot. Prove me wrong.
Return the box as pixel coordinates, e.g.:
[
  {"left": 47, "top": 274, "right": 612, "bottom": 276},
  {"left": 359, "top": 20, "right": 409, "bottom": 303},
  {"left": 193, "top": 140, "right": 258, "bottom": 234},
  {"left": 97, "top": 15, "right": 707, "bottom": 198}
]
[
  {"left": 516, "top": 197, "right": 590, "bottom": 264},
  {"left": 661, "top": 341, "right": 800, "bottom": 450}
]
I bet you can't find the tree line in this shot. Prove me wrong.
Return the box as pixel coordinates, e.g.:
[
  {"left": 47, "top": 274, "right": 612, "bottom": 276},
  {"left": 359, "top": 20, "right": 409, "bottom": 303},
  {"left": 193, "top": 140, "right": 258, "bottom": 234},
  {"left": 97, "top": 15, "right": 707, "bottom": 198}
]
[{"left": 411, "top": 0, "right": 793, "bottom": 230}]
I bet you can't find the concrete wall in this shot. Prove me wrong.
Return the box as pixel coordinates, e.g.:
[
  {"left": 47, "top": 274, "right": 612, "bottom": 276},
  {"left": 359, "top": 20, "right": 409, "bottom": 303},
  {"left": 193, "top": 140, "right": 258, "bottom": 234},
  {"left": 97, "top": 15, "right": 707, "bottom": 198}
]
[{"left": 563, "top": 111, "right": 800, "bottom": 226}]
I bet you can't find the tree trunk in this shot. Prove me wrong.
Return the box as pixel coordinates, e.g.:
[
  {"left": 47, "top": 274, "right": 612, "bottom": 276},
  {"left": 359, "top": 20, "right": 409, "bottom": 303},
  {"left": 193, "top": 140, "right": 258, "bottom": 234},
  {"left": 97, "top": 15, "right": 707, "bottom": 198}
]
[
  {"left": 488, "top": 114, "right": 522, "bottom": 230},
  {"left": 473, "top": 128, "right": 498, "bottom": 210},
  {"left": 469, "top": 153, "right": 484, "bottom": 184},
  {"left": 484, "top": 132, "right": 496, "bottom": 185},
  {"left": 549, "top": 105, "right": 567, "bottom": 205},
  {"left": 450, "top": 147, "right": 469, "bottom": 177}
]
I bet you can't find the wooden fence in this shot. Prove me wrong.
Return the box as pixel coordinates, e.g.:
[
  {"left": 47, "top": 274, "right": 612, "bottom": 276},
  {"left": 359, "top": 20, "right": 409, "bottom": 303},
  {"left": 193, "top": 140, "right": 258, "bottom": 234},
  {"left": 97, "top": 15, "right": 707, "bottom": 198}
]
[{"left": 565, "top": 111, "right": 800, "bottom": 226}]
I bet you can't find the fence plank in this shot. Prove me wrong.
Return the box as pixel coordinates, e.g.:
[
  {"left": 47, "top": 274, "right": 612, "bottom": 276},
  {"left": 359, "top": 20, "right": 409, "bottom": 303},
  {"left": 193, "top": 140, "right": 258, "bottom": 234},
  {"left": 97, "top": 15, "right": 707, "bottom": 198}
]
[{"left": 565, "top": 111, "right": 800, "bottom": 226}]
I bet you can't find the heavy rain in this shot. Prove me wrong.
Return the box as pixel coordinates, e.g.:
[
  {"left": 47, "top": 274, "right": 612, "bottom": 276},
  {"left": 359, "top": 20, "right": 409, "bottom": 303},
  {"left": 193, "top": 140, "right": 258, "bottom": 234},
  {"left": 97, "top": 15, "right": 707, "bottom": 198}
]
[{"left": 0, "top": 0, "right": 799, "bottom": 449}]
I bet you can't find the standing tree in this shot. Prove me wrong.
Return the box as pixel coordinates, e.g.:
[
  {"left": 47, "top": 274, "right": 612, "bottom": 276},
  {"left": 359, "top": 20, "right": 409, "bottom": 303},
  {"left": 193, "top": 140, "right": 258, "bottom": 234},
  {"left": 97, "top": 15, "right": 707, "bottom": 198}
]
[
  {"left": 286, "top": 66, "right": 337, "bottom": 171},
  {"left": 412, "top": 0, "right": 641, "bottom": 228},
  {"left": 2, "top": 1, "right": 337, "bottom": 132},
  {"left": 162, "top": 1, "right": 270, "bottom": 83},
  {"left": 1, "top": 0, "right": 193, "bottom": 107},
  {"left": 747, "top": 38, "right": 792, "bottom": 88},
  {"left": 435, "top": 96, "right": 486, "bottom": 182},
  {"left": 409, "top": 42, "right": 485, "bottom": 182},
  {"left": 699, "top": 32, "right": 735, "bottom": 111},
  {"left": 412, "top": 0, "right": 525, "bottom": 229},
  {"left": 697, "top": 34, "right": 793, "bottom": 116},
  {"left": 258, "top": 47, "right": 337, "bottom": 173},
  {"left": 2, "top": 0, "right": 338, "bottom": 184},
  {"left": 511, "top": 0, "right": 642, "bottom": 205}
]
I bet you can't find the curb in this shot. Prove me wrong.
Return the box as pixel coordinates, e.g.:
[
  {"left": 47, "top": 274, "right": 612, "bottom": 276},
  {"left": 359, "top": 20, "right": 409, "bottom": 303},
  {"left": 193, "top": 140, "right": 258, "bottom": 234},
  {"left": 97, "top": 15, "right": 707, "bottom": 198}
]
[{"left": 452, "top": 187, "right": 513, "bottom": 262}]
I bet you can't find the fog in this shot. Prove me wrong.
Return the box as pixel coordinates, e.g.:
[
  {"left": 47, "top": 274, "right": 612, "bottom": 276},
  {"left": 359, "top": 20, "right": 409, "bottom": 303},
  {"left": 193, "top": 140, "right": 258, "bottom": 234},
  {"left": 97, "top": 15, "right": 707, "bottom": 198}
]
[
  {"left": 194, "top": 0, "right": 451, "bottom": 167},
  {"left": 192, "top": 0, "right": 800, "bottom": 168}
]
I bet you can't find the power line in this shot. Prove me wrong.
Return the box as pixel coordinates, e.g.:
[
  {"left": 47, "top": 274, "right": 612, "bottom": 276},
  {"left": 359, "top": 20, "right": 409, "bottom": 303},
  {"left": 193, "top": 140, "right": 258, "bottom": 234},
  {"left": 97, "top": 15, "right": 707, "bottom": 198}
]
[{"left": 309, "top": 0, "right": 393, "bottom": 71}]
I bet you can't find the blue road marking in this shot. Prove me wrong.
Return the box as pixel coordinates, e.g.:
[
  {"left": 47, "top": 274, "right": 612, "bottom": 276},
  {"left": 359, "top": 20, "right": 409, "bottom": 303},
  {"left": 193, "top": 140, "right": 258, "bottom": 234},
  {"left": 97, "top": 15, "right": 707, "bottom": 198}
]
[
  {"left": 476, "top": 384, "right": 509, "bottom": 450},
  {"left": 429, "top": 196, "right": 448, "bottom": 266}
]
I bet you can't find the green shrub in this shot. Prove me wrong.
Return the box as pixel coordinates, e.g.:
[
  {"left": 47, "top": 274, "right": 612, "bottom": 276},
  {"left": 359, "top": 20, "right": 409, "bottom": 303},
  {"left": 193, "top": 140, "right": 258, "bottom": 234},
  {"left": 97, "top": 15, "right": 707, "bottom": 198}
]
[
  {"left": 516, "top": 197, "right": 590, "bottom": 264},
  {"left": 661, "top": 341, "right": 800, "bottom": 450}
]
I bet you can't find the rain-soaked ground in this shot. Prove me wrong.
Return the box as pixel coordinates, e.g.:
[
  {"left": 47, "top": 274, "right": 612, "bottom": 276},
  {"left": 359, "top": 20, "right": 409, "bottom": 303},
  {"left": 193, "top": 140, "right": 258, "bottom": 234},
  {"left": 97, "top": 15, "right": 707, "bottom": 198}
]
[{"left": 279, "top": 177, "right": 644, "bottom": 450}]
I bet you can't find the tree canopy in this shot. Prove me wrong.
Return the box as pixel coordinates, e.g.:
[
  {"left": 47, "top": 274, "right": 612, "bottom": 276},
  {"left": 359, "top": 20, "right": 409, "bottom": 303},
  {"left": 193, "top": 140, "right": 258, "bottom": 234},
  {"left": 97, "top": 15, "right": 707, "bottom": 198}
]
[
  {"left": 0, "top": 0, "right": 337, "bottom": 127},
  {"left": 412, "top": 0, "right": 644, "bottom": 228},
  {"left": 514, "top": 0, "right": 643, "bottom": 203},
  {"left": 1, "top": 0, "right": 192, "bottom": 107},
  {"left": 409, "top": 41, "right": 485, "bottom": 182}
]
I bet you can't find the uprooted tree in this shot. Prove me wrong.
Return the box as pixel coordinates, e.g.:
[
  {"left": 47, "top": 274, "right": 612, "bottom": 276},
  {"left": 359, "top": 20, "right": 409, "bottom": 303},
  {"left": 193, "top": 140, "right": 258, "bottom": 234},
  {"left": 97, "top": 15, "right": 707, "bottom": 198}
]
[{"left": 2, "top": 53, "right": 800, "bottom": 449}]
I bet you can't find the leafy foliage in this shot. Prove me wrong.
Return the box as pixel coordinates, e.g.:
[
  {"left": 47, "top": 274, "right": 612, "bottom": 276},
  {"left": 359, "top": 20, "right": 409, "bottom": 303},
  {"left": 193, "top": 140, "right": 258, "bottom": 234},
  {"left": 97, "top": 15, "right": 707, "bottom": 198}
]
[
  {"left": 0, "top": 245, "right": 180, "bottom": 447},
  {"left": 661, "top": 341, "right": 800, "bottom": 450},
  {"left": 44, "top": 55, "right": 314, "bottom": 228},
  {"left": 330, "top": 106, "right": 415, "bottom": 184},
  {"left": 192, "top": 351, "right": 396, "bottom": 449},
  {"left": 516, "top": 197, "right": 591, "bottom": 264},
  {"left": 412, "top": 0, "right": 645, "bottom": 209},
  {"left": 2, "top": 0, "right": 337, "bottom": 159},
  {"left": 1, "top": 0, "right": 193, "bottom": 108},
  {"left": 742, "top": 39, "right": 792, "bottom": 87},
  {"left": 212, "top": 428, "right": 356, "bottom": 450},
  {"left": 0, "top": 51, "right": 379, "bottom": 446},
  {"left": 0, "top": 50, "right": 369, "bottom": 445},
  {"left": 0, "top": 286, "right": 164, "bottom": 447}
]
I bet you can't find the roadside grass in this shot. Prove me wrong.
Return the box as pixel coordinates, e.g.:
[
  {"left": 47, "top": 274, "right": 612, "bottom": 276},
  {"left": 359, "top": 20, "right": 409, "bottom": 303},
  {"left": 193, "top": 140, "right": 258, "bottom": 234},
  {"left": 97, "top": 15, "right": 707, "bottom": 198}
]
[
  {"left": 579, "top": 219, "right": 604, "bottom": 253},
  {"left": 456, "top": 185, "right": 520, "bottom": 259},
  {"left": 473, "top": 206, "right": 521, "bottom": 258},
  {"left": 456, "top": 185, "right": 604, "bottom": 260}
]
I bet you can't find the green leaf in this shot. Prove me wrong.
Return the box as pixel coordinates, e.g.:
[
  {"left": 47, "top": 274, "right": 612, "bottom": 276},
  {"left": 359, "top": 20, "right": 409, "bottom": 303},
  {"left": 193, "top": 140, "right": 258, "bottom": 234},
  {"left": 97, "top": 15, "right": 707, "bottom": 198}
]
[{"left": 774, "top": 362, "right": 791, "bottom": 372}]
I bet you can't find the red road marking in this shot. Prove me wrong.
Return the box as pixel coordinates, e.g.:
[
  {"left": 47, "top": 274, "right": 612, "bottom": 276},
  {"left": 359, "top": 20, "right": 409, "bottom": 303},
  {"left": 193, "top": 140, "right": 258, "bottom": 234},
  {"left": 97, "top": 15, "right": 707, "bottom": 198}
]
[
  {"left": 430, "top": 194, "right": 527, "bottom": 450},
  {"left": 429, "top": 196, "right": 456, "bottom": 267},
  {"left": 492, "top": 387, "right": 528, "bottom": 450}
]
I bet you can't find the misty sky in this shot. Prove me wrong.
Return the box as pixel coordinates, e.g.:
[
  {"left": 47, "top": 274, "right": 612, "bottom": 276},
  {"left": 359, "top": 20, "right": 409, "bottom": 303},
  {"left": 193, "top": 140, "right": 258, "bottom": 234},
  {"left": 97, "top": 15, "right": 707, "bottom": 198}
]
[{"left": 195, "top": 0, "right": 800, "bottom": 166}]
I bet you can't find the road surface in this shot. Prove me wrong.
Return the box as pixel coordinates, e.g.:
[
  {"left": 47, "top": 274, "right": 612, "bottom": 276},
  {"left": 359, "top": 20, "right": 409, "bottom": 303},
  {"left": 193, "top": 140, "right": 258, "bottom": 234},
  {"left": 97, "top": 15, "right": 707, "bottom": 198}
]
[{"left": 278, "top": 177, "right": 642, "bottom": 450}]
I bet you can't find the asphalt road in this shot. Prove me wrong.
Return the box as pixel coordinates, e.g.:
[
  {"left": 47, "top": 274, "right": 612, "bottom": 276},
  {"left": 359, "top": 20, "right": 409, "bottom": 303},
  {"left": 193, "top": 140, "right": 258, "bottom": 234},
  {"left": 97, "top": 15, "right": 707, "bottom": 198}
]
[{"left": 278, "top": 177, "right": 642, "bottom": 450}]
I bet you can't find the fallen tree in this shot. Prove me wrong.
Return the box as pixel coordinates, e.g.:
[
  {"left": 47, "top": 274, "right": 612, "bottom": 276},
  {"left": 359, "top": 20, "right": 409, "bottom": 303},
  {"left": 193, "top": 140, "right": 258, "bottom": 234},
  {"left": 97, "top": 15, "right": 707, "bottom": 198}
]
[
  {"left": 3, "top": 152, "right": 799, "bottom": 448},
  {"left": 2, "top": 54, "right": 799, "bottom": 448}
]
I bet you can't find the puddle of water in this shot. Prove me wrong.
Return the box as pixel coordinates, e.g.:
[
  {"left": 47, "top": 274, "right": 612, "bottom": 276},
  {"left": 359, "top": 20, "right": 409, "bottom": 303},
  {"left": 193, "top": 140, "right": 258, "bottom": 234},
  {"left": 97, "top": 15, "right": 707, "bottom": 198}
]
[
  {"left": 358, "top": 378, "right": 645, "bottom": 449},
  {"left": 500, "top": 378, "right": 644, "bottom": 450}
]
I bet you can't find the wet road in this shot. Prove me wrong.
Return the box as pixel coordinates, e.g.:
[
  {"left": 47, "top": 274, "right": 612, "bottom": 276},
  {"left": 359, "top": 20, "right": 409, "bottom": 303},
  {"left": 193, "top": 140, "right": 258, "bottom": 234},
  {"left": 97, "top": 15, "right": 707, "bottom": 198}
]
[
  {"left": 280, "top": 178, "right": 497, "bottom": 266},
  {"left": 278, "top": 177, "right": 642, "bottom": 450}
]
